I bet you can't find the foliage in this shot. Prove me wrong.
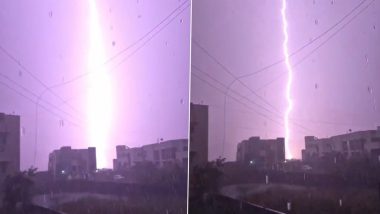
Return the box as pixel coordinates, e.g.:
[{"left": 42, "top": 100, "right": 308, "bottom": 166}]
[
  {"left": 1, "top": 167, "right": 37, "bottom": 213},
  {"left": 190, "top": 157, "right": 226, "bottom": 198}
]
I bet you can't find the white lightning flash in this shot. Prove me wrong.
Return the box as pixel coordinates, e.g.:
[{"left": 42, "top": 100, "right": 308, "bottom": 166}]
[
  {"left": 87, "top": 0, "right": 114, "bottom": 168},
  {"left": 281, "top": 0, "right": 293, "bottom": 159}
]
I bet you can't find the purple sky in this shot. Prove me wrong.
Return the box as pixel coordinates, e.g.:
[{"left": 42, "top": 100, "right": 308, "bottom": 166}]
[
  {"left": 0, "top": 0, "right": 190, "bottom": 170},
  {"left": 191, "top": 0, "right": 380, "bottom": 161}
]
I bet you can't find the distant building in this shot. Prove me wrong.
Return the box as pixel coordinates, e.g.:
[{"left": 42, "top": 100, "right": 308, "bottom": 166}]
[
  {"left": 48, "top": 146, "right": 96, "bottom": 179},
  {"left": 236, "top": 137, "right": 285, "bottom": 168},
  {"left": 302, "top": 127, "right": 380, "bottom": 163},
  {"left": 113, "top": 139, "right": 188, "bottom": 170},
  {"left": 0, "top": 113, "right": 20, "bottom": 178},
  {"left": 190, "top": 103, "right": 208, "bottom": 166}
]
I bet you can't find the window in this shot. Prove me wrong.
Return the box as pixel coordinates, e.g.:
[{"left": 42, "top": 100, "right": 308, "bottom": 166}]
[{"left": 161, "top": 148, "right": 177, "bottom": 160}]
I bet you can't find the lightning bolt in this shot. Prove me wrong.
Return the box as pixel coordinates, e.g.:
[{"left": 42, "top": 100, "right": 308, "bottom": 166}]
[
  {"left": 87, "top": 0, "right": 114, "bottom": 168},
  {"left": 281, "top": 0, "right": 293, "bottom": 159}
]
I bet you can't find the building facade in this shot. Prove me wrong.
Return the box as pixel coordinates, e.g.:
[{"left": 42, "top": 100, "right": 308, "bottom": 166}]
[
  {"left": 236, "top": 137, "right": 285, "bottom": 168},
  {"left": 189, "top": 103, "right": 208, "bottom": 166},
  {"left": 113, "top": 139, "right": 188, "bottom": 170},
  {"left": 48, "top": 146, "right": 96, "bottom": 179},
  {"left": 0, "top": 113, "right": 20, "bottom": 179},
  {"left": 302, "top": 127, "right": 380, "bottom": 163}
]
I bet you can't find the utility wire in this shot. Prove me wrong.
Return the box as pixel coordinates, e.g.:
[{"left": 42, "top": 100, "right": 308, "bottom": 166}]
[
  {"left": 253, "top": 0, "right": 376, "bottom": 92},
  {"left": 41, "top": 2, "right": 191, "bottom": 107},
  {"left": 0, "top": 80, "right": 82, "bottom": 128},
  {"left": 192, "top": 40, "right": 281, "bottom": 114},
  {"left": 50, "top": 1, "right": 190, "bottom": 89},
  {"left": 192, "top": 72, "right": 313, "bottom": 135},
  {"left": 237, "top": 0, "right": 369, "bottom": 79},
  {"left": 0, "top": 45, "right": 81, "bottom": 116},
  {"left": 0, "top": 73, "right": 82, "bottom": 124}
]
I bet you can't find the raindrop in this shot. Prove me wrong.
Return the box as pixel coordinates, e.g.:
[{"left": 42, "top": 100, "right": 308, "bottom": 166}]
[
  {"left": 112, "top": 41, "right": 116, "bottom": 47},
  {"left": 180, "top": 99, "right": 184, "bottom": 104},
  {"left": 313, "top": 0, "right": 316, "bottom": 5},
  {"left": 18, "top": 70, "right": 22, "bottom": 77},
  {"left": 109, "top": 8, "right": 112, "bottom": 13},
  {"left": 59, "top": 120, "right": 64, "bottom": 127},
  {"left": 48, "top": 11, "right": 53, "bottom": 18},
  {"left": 373, "top": 25, "right": 376, "bottom": 30},
  {"left": 315, "top": 83, "right": 318, "bottom": 89},
  {"left": 331, "top": 0, "right": 334, "bottom": 5},
  {"left": 21, "top": 127, "right": 26, "bottom": 136},
  {"left": 179, "top": 18, "right": 183, "bottom": 23},
  {"left": 314, "top": 19, "right": 319, "bottom": 25},
  {"left": 368, "top": 86, "right": 373, "bottom": 94},
  {"left": 137, "top": 14, "right": 142, "bottom": 19},
  {"left": 365, "top": 55, "right": 369, "bottom": 63},
  {"left": 165, "top": 41, "right": 168, "bottom": 46}
]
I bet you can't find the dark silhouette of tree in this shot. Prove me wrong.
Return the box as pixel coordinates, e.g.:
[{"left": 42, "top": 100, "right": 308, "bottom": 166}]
[{"left": 1, "top": 167, "right": 37, "bottom": 213}]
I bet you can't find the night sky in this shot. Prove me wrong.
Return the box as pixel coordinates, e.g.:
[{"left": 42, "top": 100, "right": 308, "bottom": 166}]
[
  {"left": 191, "top": 0, "right": 380, "bottom": 161},
  {"left": 0, "top": 0, "right": 190, "bottom": 170}
]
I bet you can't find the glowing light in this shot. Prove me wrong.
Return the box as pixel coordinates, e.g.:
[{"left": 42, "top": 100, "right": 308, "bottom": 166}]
[
  {"left": 281, "top": 0, "right": 293, "bottom": 159},
  {"left": 87, "top": 0, "right": 113, "bottom": 168}
]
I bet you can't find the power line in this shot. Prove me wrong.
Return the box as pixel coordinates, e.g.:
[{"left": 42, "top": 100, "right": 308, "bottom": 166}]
[
  {"left": 103, "top": 0, "right": 190, "bottom": 66},
  {"left": 0, "top": 80, "right": 82, "bottom": 128},
  {"left": 192, "top": 71, "right": 313, "bottom": 135},
  {"left": 193, "top": 67, "right": 316, "bottom": 132},
  {"left": 48, "top": 1, "right": 190, "bottom": 90},
  {"left": 236, "top": 0, "right": 370, "bottom": 79},
  {"left": 192, "top": 64, "right": 282, "bottom": 118},
  {"left": 0, "top": 1, "right": 190, "bottom": 124},
  {"left": 192, "top": 40, "right": 281, "bottom": 114},
  {"left": 52, "top": 2, "right": 191, "bottom": 108},
  {"left": 0, "top": 73, "right": 83, "bottom": 124},
  {"left": 253, "top": 0, "right": 376, "bottom": 92},
  {"left": 192, "top": 0, "right": 376, "bottom": 157},
  {"left": 0, "top": 45, "right": 81, "bottom": 116}
]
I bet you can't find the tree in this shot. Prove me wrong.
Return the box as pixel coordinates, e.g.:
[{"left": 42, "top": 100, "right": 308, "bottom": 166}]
[{"left": 1, "top": 167, "right": 37, "bottom": 213}]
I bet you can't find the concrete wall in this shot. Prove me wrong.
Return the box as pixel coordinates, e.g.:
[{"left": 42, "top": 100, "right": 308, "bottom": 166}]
[
  {"left": 0, "top": 113, "right": 20, "bottom": 178},
  {"left": 236, "top": 137, "right": 285, "bottom": 167},
  {"left": 48, "top": 147, "right": 97, "bottom": 179},
  {"left": 303, "top": 127, "right": 380, "bottom": 161},
  {"left": 114, "top": 139, "right": 188, "bottom": 170}
]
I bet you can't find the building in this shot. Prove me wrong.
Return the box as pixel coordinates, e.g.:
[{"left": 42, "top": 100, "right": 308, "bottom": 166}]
[
  {"left": 189, "top": 103, "right": 208, "bottom": 166},
  {"left": 302, "top": 127, "right": 380, "bottom": 163},
  {"left": 113, "top": 139, "right": 188, "bottom": 171},
  {"left": 48, "top": 146, "right": 96, "bottom": 179},
  {"left": 0, "top": 113, "right": 20, "bottom": 178},
  {"left": 236, "top": 137, "right": 285, "bottom": 168}
]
